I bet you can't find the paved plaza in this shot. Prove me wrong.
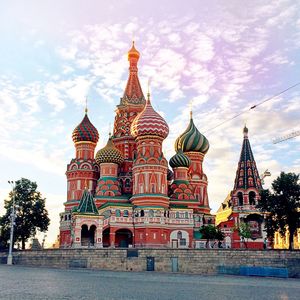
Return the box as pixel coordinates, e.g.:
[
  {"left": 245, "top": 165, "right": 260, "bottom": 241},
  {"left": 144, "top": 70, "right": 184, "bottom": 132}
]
[{"left": 0, "top": 265, "right": 299, "bottom": 300}]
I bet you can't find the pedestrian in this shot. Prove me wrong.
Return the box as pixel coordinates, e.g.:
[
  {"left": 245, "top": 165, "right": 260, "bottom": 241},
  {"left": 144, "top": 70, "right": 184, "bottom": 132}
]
[{"left": 263, "top": 238, "right": 267, "bottom": 250}]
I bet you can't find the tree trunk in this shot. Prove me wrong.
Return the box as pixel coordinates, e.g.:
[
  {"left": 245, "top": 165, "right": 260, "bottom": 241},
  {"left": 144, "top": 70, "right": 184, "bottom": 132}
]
[
  {"left": 289, "top": 229, "right": 295, "bottom": 250},
  {"left": 22, "top": 238, "right": 26, "bottom": 250}
]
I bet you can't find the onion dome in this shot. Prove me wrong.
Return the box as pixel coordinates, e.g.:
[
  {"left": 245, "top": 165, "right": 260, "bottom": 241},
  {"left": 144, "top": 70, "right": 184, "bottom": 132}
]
[
  {"left": 72, "top": 111, "right": 99, "bottom": 144},
  {"left": 95, "top": 136, "right": 124, "bottom": 165},
  {"left": 175, "top": 111, "right": 209, "bottom": 154},
  {"left": 128, "top": 41, "right": 140, "bottom": 60},
  {"left": 131, "top": 94, "right": 169, "bottom": 139},
  {"left": 169, "top": 150, "right": 191, "bottom": 168}
]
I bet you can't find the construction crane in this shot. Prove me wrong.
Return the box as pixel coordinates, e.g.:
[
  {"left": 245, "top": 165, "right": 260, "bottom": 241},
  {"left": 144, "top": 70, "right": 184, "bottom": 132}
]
[{"left": 273, "top": 130, "right": 300, "bottom": 144}]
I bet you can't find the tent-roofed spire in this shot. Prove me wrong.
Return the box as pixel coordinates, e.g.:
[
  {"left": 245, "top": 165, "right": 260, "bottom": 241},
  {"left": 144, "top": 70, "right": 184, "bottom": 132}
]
[
  {"left": 76, "top": 189, "right": 99, "bottom": 215},
  {"left": 120, "top": 41, "right": 146, "bottom": 106},
  {"left": 233, "top": 126, "right": 262, "bottom": 190}
]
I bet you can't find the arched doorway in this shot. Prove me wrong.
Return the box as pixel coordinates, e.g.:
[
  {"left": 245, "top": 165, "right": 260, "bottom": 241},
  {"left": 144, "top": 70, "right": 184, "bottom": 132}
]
[
  {"left": 115, "top": 229, "right": 133, "bottom": 248},
  {"left": 81, "top": 224, "right": 89, "bottom": 246},
  {"left": 103, "top": 228, "right": 110, "bottom": 247},
  {"left": 81, "top": 224, "right": 97, "bottom": 247},
  {"left": 170, "top": 230, "right": 189, "bottom": 248},
  {"left": 244, "top": 214, "right": 263, "bottom": 239}
]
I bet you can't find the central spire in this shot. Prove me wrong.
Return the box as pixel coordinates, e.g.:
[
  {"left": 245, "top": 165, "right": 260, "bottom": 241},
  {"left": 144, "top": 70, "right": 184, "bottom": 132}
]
[{"left": 121, "top": 41, "right": 146, "bottom": 106}]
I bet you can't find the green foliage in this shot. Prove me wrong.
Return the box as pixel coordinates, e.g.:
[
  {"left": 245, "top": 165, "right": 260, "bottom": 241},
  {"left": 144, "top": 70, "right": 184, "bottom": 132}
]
[
  {"left": 233, "top": 222, "right": 251, "bottom": 248},
  {"left": 257, "top": 172, "right": 300, "bottom": 250},
  {"left": 215, "top": 227, "right": 225, "bottom": 241},
  {"left": 234, "top": 222, "right": 251, "bottom": 239},
  {"left": 0, "top": 178, "right": 50, "bottom": 250},
  {"left": 199, "top": 225, "right": 225, "bottom": 248}
]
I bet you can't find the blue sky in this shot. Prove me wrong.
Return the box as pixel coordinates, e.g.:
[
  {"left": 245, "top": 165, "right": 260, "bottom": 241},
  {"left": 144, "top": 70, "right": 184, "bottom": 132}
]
[{"left": 0, "top": 0, "right": 299, "bottom": 246}]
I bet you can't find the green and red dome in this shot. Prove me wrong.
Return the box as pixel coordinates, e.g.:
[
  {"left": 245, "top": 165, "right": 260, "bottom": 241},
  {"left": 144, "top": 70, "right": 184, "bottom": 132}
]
[
  {"left": 72, "top": 112, "right": 99, "bottom": 144},
  {"left": 175, "top": 113, "right": 209, "bottom": 154},
  {"left": 169, "top": 150, "right": 191, "bottom": 169}
]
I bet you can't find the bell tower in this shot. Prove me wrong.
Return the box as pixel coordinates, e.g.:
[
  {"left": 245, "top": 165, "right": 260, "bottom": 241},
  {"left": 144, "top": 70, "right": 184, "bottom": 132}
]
[{"left": 112, "top": 42, "right": 146, "bottom": 194}]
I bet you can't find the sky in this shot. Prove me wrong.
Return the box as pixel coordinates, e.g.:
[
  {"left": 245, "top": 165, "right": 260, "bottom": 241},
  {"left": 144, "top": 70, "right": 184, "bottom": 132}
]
[{"left": 0, "top": 0, "right": 299, "bottom": 247}]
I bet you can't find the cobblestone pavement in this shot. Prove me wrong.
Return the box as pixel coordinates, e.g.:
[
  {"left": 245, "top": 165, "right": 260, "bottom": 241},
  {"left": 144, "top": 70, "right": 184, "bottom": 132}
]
[{"left": 0, "top": 266, "right": 299, "bottom": 300}]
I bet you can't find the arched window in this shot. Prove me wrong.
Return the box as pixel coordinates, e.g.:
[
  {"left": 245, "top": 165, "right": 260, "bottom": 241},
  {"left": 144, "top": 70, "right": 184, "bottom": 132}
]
[
  {"left": 123, "top": 210, "right": 129, "bottom": 217},
  {"left": 177, "top": 231, "right": 182, "bottom": 239},
  {"left": 248, "top": 177, "right": 254, "bottom": 186},
  {"left": 249, "top": 191, "right": 256, "bottom": 205},
  {"left": 185, "top": 212, "right": 189, "bottom": 219},
  {"left": 149, "top": 210, "right": 154, "bottom": 217},
  {"left": 238, "top": 192, "right": 243, "bottom": 206},
  {"left": 125, "top": 179, "right": 131, "bottom": 187},
  {"left": 115, "top": 209, "right": 121, "bottom": 217},
  {"left": 140, "top": 209, "right": 145, "bottom": 217},
  {"left": 176, "top": 212, "right": 180, "bottom": 219},
  {"left": 64, "top": 215, "right": 67, "bottom": 221}
]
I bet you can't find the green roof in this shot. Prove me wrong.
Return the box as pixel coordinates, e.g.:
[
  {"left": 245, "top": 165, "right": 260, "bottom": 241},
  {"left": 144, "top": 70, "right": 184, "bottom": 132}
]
[{"left": 76, "top": 189, "right": 99, "bottom": 215}]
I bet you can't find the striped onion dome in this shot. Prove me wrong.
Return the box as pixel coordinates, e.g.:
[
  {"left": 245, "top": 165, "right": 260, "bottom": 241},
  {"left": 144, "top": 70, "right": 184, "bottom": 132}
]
[
  {"left": 169, "top": 150, "right": 191, "bottom": 168},
  {"left": 131, "top": 94, "right": 169, "bottom": 139},
  {"left": 72, "top": 111, "right": 99, "bottom": 144},
  {"left": 174, "top": 112, "right": 209, "bottom": 154},
  {"left": 95, "top": 136, "right": 124, "bottom": 165}
]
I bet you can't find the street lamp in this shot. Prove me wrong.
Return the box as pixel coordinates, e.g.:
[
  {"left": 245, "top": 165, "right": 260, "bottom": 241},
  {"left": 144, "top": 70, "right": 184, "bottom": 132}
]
[{"left": 7, "top": 180, "right": 16, "bottom": 265}]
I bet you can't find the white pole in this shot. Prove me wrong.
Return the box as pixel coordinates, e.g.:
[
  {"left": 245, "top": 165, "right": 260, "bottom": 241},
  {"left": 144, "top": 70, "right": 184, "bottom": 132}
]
[{"left": 7, "top": 181, "right": 15, "bottom": 265}]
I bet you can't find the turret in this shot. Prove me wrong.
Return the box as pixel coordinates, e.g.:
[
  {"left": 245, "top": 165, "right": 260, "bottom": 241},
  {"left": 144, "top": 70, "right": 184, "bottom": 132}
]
[
  {"left": 66, "top": 108, "right": 100, "bottom": 203},
  {"left": 130, "top": 92, "right": 169, "bottom": 207}
]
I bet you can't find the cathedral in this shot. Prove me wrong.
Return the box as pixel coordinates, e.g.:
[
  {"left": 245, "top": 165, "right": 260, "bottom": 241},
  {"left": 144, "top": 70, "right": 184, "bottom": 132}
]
[{"left": 59, "top": 42, "right": 213, "bottom": 248}]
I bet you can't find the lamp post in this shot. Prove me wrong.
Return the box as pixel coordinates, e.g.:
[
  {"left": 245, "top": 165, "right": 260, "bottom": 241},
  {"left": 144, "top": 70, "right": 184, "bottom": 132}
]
[{"left": 7, "top": 180, "right": 16, "bottom": 265}]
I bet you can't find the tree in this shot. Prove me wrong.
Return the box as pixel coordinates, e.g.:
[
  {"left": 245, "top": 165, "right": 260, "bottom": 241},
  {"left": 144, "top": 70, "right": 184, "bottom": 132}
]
[
  {"left": 215, "top": 227, "right": 225, "bottom": 248},
  {"left": 200, "top": 225, "right": 216, "bottom": 248},
  {"left": 200, "top": 225, "right": 224, "bottom": 248},
  {"left": 0, "top": 178, "right": 50, "bottom": 250},
  {"left": 257, "top": 172, "right": 300, "bottom": 250},
  {"left": 234, "top": 222, "right": 251, "bottom": 248}
]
